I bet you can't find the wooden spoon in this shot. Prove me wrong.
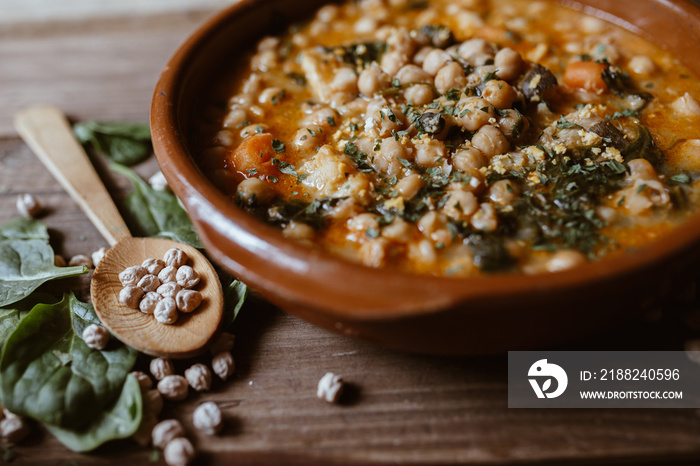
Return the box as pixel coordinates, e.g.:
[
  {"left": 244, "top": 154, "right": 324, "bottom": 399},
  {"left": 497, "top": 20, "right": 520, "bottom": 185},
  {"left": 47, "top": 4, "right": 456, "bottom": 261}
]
[{"left": 14, "top": 105, "right": 223, "bottom": 359}]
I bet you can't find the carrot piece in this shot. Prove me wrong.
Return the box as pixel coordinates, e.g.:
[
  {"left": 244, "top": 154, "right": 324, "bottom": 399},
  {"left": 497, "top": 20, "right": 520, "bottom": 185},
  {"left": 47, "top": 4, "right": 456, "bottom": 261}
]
[
  {"left": 229, "top": 133, "right": 276, "bottom": 174},
  {"left": 563, "top": 61, "right": 608, "bottom": 94}
]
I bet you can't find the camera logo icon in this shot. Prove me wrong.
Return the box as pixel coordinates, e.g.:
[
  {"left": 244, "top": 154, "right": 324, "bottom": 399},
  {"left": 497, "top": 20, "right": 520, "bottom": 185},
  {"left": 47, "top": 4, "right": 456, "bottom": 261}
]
[{"left": 528, "top": 359, "right": 568, "bottom": 399}]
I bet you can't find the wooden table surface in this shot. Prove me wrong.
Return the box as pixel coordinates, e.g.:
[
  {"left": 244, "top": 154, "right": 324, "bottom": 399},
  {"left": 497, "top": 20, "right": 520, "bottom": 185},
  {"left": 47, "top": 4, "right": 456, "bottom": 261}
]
[{"left": 3, "top": 2, "right": 700, "bottom": 465}]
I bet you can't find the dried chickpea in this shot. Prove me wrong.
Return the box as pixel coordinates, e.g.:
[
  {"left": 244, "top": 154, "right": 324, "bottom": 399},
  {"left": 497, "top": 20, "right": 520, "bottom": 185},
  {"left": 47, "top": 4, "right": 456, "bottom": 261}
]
[
  {"left": 176, "top": 290, "right": 203, "bottom": 313},
  {"left": 143, "top": 258, "right": 166, "bottom": 276},
  {"left": 164, "top": 437, "right": 195, "bottom": 466},
  {"left": 164, "top": 248, "right": 188, "bottom": 269},
  {"left": 150, "top": 357, "right": 175, "bottom": 381},
  {"left": 69, "top": 254, "right": 92, "bottom": 268},
  {"left": 120, "top": 265, "right": 147, "bottom": 287},
  {"left": 157, "top": 282, "right": 182, "bottom": 299},
  {"left": 138, "top": 274, "right": 161, "bottom": 293},
  {"left": 152, "top": 419, "right": 185, "bottom": 449},
  {"left": 139, "top": 291, "right": 161, "bottom": 314},
  {"left": 176, "top": 265, "right": 200, "bottom": 289},
  {"left": 82, "top": 324, "right": 110, "bottom": 350},
  {"left": 212, "top": 351, "right": 236, "bottom": 380},
  {"left": 120, "top": 286, "right": 144, "bottom": 309},
  {"left": 16, "top": 193, "right": 42, "bottom": 218},
  {"left": 54, "top": 254, "right": 66, "bottom": 267},
  {"left": 158, "top": 266, "right": 178, "bottom": 284},
  {"left": 0, "top": 414, "right": 30, "bottom": 444},
  {"left": 193, "top": 401, "right": 223, "bottom": 435},
  {"left": 91, "top": 247, "right": 108, "bottom": 268},
  {"left": 184, "top": 363, "right": 212, "bottom": 392},
  {"left": 154, "top": 298, "right": 178, "bottom": 325},
  {"left": 158, "top": 375, "right": 189, "bottom": 402},
  {"left": 317, "top": 372, "right": 344, "bottom": 403}
]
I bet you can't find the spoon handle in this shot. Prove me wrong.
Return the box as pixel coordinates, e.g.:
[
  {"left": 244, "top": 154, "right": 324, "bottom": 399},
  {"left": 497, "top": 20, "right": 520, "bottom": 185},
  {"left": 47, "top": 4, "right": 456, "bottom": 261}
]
[{"left": 14, "top": 105, "right": 132, "bottom": 246}]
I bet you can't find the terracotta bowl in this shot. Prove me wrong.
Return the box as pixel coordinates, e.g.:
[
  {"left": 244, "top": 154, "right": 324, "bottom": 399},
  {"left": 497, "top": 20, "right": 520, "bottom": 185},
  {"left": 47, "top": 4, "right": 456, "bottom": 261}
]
[{"left": 152, "top": 0, "right": 700, "bottom": 354}]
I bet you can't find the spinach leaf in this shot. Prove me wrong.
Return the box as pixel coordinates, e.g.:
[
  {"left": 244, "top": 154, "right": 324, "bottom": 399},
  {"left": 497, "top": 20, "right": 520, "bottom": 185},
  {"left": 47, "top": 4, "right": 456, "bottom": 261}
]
[
  {"left": 0, "top": 218, "right": 87, "bottom": 307},
  {"left": 222, "top": 279, "right": 248, "bottom": 329},
  {"left": 73, "top": 121, "right": 152, "bottom": 166},
  {"left": 110, "top": 163, "right": 202, "bottom": 248},
  {"left": 0, "top": 293, "right": 137, "bottom": 429},
  {"left": 45, "top": 374, "right": 142, "bottom": 452}
]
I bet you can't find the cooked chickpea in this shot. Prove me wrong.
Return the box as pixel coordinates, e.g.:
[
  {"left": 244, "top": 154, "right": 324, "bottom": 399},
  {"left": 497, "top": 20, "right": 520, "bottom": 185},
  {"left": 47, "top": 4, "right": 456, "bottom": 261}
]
[
  {"left": 377, "top": 137, "right": 409, "bottom": 175},
  {"left": 282, "top": 221, "right": 315, "bottom": 242},
  {"left": 480, "top": 80, "right": 517, "bottom": 109},
  {"left": 434, "top": 62, "right": 466, "bottom": 94},
  {"left": 395, "top": 64, "right": 432, "bottom": 85},
  {"left": 258, "top": 87, "right": 285, "bottom": 105},
  {"left": 452, "top": 169, "right": 486, "bottom": 194},
  {"left": 222, "top": 108, "right": 247, "bottom": 129},
  {"left": 471, "top": 125, "right": 510, "bottom": 158},
  {"left": 443, "top": 191, "right": 478, "bottom": 220},
  {"left": 358, "top": 64, "right": 391, "bottom": 96},
  {"left": 458, "top": 38, "right": 495, "bottom": 65},
  {"left": 293, "top": 126, "right": 324, "bottom": 151},
  {"left": 415, "top": 139, "right": 446, "bottom": 167},
  {"left": 452, "top": 147, "right": 487, "bottom": 171},
  {"left": 494, "top": 47, "right": 523, "bottom": 81},
  {"left": 470, "top": 202, "right": 498, "bottom": 231},
  {"left": 381, "top": 50, "right": 409, "bottom": 76},
  {"left": 546, "top": 250, "right": 587, "bottom": 272},
  {"left": 412, "top": 45, "right": 433, "bottom": 66},
  {"left": 455, "top": 97, "right": 496, "bottom": 131},
  {"left": 236, "top": 178, "right": 275, "bottom": 206},
  {"left": 302, "top": 107, "right": 339, "bottom": 128},
  {"left": 627, "top": 158, "right": 658, "bottom": 181},
  {"left": 489, "top": 179, "right": 519, "bottom": 205},
  {"left": 360, "top": 238, "right": 389, "bottom": 268},
  {"left": 404, "top": 84, "right": 435, "bottom": 105},
  {"left": 409, "top": 239, "right": 437, "bottom": 265},
  {"left": 348, "top": 213, "right": 379, "bottom": 233},
  {"left": 330, "top": 67, "right": 359, "bottom": 94},
  {"left": 395, "top": 173, "right": 425, "bottom": 199},
  {"left": 387, "top": 27, "right": 416, "bottom": 56},
  {"left": 240, "top": 123, "right": 269, "bottom": 138},
  {"left": 628, "top": 55, "right": 655, "bottom": 76},
  {"left": 316, "top": 4, "right": 339, "bottom": 22},
  {"left": 496, "top": 109, "right": 530, "bottom": 140},
  {"left": 422, "top": 49, "right": 452, "bottom": 76},
  {"left": 382, "top": 218, "right": 413, "bottom": 243}
]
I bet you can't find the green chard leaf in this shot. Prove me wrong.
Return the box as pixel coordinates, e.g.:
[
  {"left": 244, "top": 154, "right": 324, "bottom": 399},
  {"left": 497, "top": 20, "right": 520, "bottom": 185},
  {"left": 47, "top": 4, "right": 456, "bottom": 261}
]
[
  {"left": 45, "top": 374, "right": 142, "bottom": 452},
  {"left": 110, "top": 163, "right": 202, "bottom": 248},
  {"left": 0, "top": 218, "right": 87, "bottom": 307},
  {"left": 0, "top": 293, "right": 137, "bottom": 430},
  {"left": 73, "top": 121, "right": 152, "bottom": 166}
]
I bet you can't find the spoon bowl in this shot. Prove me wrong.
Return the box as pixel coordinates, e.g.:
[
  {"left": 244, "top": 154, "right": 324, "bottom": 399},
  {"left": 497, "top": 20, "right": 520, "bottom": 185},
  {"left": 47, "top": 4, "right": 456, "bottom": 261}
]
[{"left": 14, "top": 105, "right": 224, "bottom": 358}]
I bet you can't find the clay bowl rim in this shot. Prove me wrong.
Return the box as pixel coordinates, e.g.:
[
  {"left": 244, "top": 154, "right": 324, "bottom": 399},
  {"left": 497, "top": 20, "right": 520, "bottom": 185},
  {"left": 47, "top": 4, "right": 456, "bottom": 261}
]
[{"left": 151, "top": 0, "right": 700, "bottom": 321}]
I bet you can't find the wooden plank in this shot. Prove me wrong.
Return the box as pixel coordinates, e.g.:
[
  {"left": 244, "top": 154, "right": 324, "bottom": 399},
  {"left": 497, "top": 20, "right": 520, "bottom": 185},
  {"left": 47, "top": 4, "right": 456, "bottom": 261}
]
[{"left": 0, "top": 12, "right": 217, "bottom": 138}]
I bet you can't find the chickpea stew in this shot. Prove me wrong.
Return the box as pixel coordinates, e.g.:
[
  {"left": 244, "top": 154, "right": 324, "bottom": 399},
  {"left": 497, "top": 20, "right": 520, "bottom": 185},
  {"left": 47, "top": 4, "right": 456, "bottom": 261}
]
[{"left": 192, "top": 0, "right": 700, "bottom": 277}]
